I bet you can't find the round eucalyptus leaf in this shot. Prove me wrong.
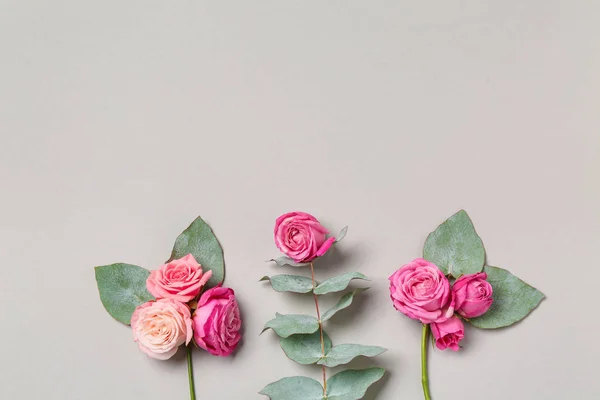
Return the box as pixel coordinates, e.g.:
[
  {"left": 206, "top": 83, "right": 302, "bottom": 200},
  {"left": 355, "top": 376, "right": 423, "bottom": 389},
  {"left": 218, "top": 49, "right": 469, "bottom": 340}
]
[
  {"left": 322, "top": 288, "right": 368, "bottom": 322},
  {"left": 469, "top": 266, "right": 544, "bottom": 329},
  {"left": 326, "top": 367, "right": 385, "bottom": 400},
  {"left": 260, "top": 376, "right": 323, "bottom": 400},
  {"left": 314, "top": 272, "right": 369, "bottom": 295},
  {"left": 261, "top": 274, "right": 314, "bottom": 293},
  {"left": 262, "top": 313, "right": 320, "bottom": 338},
  {"left": 280, "top": 331, "right": 332, "bottom": 365},
  {"left": 94, "top": 263, "right": 154, "bottom": 325},
  {"left": 269, "top": 256, "right": 310, "bottom": 268},
  {"left": 319, "top": 344, "right": 387, "bottom": 368},
  {"left": 423, "top": 210, "right": 485, "bottom": 277},
  {"left": 169, "top": 216, "right": 224, "bottom": 288}
]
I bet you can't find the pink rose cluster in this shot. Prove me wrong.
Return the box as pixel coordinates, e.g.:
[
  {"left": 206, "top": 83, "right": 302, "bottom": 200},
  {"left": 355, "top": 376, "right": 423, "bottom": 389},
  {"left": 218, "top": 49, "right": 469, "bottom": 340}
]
[
  {"left": 131, "top": 254, "right": 242, "bottom": 360},
  {"left": 389, "top": 258, "right": 493, "bottom": 351},
  {"left": 274, "top": 211, "right": 336, "bottom": 263}
]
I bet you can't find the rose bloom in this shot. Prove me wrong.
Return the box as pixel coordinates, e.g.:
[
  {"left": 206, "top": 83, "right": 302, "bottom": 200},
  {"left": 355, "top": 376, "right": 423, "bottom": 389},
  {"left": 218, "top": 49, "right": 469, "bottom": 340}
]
[
  {"left": 131, "top": 299, "right": 193, "bottom": 360},
  {"left": 389, "top": 258, "right": 454, "bottom": 324},
  {"left": 431, "top": 316, "right": 465, "bottom": 351},
  {"left": 193, "top": 286, "right": 242, "bottom": 357},
  {"left": 146, "top": 254, "right": 212, "bottom": 302},
  {"left": 452, "top": 272, "right": 493, "bottom": 318},
  {"left": 274, "top": 212, "right": 335, "bottom": 263}
]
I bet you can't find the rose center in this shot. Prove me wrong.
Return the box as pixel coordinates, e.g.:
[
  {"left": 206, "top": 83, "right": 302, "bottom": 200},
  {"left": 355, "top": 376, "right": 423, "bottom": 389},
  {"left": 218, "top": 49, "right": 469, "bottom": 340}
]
[{"left": 413, "top": 278, "right": 433, "bottom": 296}]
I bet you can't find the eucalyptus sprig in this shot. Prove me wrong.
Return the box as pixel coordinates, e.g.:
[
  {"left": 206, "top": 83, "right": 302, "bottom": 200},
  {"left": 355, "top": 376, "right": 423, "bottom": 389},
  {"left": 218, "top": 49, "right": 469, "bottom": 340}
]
[{"left": 260, "top": 212, "right": 386, "bottom": 400}]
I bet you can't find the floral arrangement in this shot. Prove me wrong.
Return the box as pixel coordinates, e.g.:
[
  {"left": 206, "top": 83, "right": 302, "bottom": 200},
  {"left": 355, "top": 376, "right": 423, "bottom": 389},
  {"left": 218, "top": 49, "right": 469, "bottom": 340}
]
[
  {"left": 94, "top": 217, "right": 242, "bottom": 399},
  {"left": 260, "top": 212, "right": 386, "bottom": 400},
  {"left": 389, "top": 210, "right": 544, "bottom": 399}
]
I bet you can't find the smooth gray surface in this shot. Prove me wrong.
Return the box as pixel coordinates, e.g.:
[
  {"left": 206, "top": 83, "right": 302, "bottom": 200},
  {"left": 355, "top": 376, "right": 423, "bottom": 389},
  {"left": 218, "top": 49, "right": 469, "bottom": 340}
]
[{"left": 1, "top": 1, "right": 599, "bottom": 399}]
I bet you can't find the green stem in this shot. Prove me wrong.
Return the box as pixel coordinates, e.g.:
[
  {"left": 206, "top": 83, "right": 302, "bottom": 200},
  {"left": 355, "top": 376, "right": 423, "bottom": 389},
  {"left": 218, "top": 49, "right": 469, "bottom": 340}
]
[
  {"left": 310, "top": 262, "right": 327, "bottom": 396},
  {"left": 421, "top": 324, "right": 432, "bottom": 400},
  {"left": 186, "top": 345, "right": 196, "bottom": 400}
]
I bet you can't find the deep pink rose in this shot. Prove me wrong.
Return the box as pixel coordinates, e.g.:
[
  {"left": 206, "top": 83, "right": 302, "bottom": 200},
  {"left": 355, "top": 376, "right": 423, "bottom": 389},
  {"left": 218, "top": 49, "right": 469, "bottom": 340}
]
[
  {"left": 131, "top": 299, "right": 193, "bottom": 360},
  {"left": 389, "top": 258, "right": 454, "bottom": 324},
  {"left": 146, "top": 254, "right": 212, "bottom": 302},
  {"left": 452, "top": 272, "right": 493, "bottom": 318},
  {"left": 193, "top": 286, "right": 241, "bottom": 357},
  {"left": 431, "top": 316, "right": 465, "bottom": 351},
  {"left": 274, "top": 212, "right": 336, "bottom": 263}
]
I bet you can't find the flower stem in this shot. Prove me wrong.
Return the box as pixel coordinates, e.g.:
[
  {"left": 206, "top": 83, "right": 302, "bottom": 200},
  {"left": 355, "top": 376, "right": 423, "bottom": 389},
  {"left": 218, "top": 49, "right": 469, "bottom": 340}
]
[
  {"left": 421, "top": 324, "right": 432, "bottom": 400},
  {"left": 310, "top": 262, "right": 327, "bottom": 395},
  {"left": 186, "top": 345, "right": 196, "bottom": 400}
]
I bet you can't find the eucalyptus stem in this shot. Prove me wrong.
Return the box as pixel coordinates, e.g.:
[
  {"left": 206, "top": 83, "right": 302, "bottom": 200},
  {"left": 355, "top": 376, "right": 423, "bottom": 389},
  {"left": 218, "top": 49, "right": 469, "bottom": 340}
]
[
  {"left": 421, "top": 324, "right": 432, "bottom": 400},
  {"left": 310, "top": 262, "right": 327, "bottom": 395},
  {"left": 186, "top": 345, "right": 196, "bottom": 400}
]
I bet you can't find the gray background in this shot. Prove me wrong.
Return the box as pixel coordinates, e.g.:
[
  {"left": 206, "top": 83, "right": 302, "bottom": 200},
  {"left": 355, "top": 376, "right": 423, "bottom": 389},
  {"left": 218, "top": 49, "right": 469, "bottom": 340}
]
[{"left": 1, "top": 1, "right": 599, "bottom": 399}]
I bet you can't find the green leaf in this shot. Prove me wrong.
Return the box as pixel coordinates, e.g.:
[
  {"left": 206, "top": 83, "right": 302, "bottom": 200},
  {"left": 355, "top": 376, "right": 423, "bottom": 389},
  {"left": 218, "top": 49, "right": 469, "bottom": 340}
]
[
  {"left": 314, "top": 272, "right": 369, "bottom": 295},
  {"left": 269, "top": 256, "right": 310, "bottom": 268},
  {"left": 334, "top": 226, "right": 348, "bottom": 243},
  {"left": 318, "top": 344, "right": 387, "bottom": 368},
  {"left": 280, "top": 331, "right": 332, "bottom": 365},
  {"left": 260, "top": 376, "right": 323, "bottom": 400},
  {"left": 326, "top": 368, "right": 385, "bottom": 400},
  {"left": 469, "top": 266, "right": 544, "bottom": 329},
  {"left": 321, "top": 288, "right": 368, "bottom": 322},
  {"left": 262, "top": 313, "right": 320, "bottom": 338},
  {"left": 423, "top": 210, "right": 485, "bottom": 277},
  {"left": 169, "top": 216, "right": 224, "bottom": 288},
  {"left": 94, "top": 263, "right": 155, "bottom": 325},
  {"left": 260, "top": 275, "right": 314, "bottom": 294}
]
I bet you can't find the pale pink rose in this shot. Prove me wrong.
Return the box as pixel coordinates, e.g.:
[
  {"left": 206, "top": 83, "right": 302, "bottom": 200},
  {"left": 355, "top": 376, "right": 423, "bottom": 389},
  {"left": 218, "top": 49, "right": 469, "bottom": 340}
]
[
  {"left": 193, "top": 286, "right": 242, "bottom": 357},
  {"left": 274, "top": 212, "right": 335, "bottom": 263},
  {"left": 389, "top": 258, "right": 454, "bottom": 324},
  {"left": 131, "top": 299, "right": 193, "bottom": 360},
  {"left": 431, "top": 316, "right": 465, "bottom": 351},
  {"left": 452, "top": 272, "right": 493, "bottom": 318},
  {"left": 146, "top": 254, "right": 212, "bottom": 302}
]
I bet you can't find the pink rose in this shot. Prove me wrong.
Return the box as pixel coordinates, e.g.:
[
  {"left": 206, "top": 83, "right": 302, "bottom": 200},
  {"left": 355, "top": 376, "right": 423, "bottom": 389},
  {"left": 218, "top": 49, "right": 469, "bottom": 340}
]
[
  {"left": 193, "top": 286, "right": 242, "bottom": 357},
  {"left": 389, "top": 258, "right": 454, "bottom": 324},
  {"left": 431, "top": 316, "right": 465, "bottom": 351},
  {"left": 452, "top": 272, "right": 493, "bottom": 318},
  {"left": 274, "top": 212, "right": 336, "bottom": 263},
  {"left": 146, "top": 254, "right": 212, "bottom": 302},
  {"left": 131, "top": 299, "right": 193, "bottom": 360}
]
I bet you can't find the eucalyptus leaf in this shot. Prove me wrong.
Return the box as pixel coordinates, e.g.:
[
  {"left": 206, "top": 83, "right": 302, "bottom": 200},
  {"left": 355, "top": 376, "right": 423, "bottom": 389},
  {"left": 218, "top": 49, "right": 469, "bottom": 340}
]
[
  {"left": 334, "top": 226, "right": 348, "bottom": 243},
  {"left": 314, "top": 272, "right": 369, "bottom": 295},
  {"left": 259, "top": 376, "right": 323, "bottom": 400},
  {"left": 326, "top": 368, "right": 385, "bottom": 400},
  {"left": 262, "top": 313, "right": 320, "bottom": 338},
  {"left": 469, "top": 266, "right": 544, "bottom": 329},
  {"left": 169, "top": 216, "right": 224, "bottom": 288},
  {"left": 280, "top": 331, "right": 332, "bottom": 365},
  {"left": 260, "top": 275, "right": 315, "bottom": 294},
  {"left": 423, "top": 210, "right": 485, "bottom": 277},
  {"left": 321, "top": 288, "right": 368, "bottom": 322},
  {"left": 94, "top": 263, "right": 154, "bottom": 325},
  {"left": 318, "top": 344, "right": 387, "bottom": 368},
  {"left": 269, "top": 256, "right": 310, "bottom": 268}
]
